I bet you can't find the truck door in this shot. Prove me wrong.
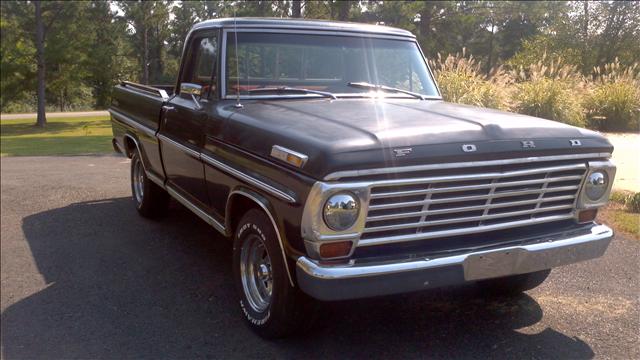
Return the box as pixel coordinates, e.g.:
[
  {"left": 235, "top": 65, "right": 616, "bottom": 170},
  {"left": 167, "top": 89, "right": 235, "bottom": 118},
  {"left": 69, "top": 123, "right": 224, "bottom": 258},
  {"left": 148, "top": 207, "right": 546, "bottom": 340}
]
[{"left": 159, "top": 33, "right": 218, "bottom": 209}]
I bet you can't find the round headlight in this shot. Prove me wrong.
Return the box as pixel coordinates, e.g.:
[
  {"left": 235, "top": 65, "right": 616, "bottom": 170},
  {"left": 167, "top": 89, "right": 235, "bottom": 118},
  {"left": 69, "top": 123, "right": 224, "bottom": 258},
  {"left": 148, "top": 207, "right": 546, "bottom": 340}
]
[
  {"left": 585, "top": 171, "right": 608, "bottom": 201},
  {"left": 323, "top": 193, "right": 360, "bottom": 231}
]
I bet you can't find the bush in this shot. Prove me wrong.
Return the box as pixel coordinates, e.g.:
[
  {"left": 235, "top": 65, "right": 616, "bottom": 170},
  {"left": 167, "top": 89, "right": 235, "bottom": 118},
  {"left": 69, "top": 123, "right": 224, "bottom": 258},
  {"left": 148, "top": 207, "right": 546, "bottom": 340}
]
[
  {"left": 512, "top": 78, "right": 586, "bottom": 127},
  {"left": 626, "top": 193, "right": 640, "bottom": 213},
  {"left": 510, "top": 57, "right": 586, "bottom": 127},
  {"left": 429, "top": 51, "right": 511, "bottom": 110},
  {"left": 585, "top": 61, "right": 640, "bottom": 132}
]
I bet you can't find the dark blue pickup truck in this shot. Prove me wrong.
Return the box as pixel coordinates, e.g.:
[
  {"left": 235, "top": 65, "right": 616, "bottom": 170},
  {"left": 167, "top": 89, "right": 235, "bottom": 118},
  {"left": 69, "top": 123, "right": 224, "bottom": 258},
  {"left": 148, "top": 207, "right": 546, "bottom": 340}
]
[{"left": 110, "top": 18, "right": 616, "bottom": 338}]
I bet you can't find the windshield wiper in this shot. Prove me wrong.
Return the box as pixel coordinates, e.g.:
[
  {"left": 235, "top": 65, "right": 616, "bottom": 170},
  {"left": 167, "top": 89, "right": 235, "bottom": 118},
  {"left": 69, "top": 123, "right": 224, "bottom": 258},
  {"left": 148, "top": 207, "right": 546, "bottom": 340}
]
[
  {"left": 347, "top": 82, "right": 426, "bottom": 100},
  {"left": 245, "top": 87, "right": 337, "bottom": 99}
]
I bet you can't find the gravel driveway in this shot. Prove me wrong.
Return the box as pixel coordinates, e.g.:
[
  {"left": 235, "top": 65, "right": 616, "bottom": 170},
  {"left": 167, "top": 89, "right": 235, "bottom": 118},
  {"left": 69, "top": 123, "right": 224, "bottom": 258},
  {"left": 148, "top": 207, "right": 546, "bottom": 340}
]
[{"left": 1, "top": 155, "right": 638, "bottom": 359}]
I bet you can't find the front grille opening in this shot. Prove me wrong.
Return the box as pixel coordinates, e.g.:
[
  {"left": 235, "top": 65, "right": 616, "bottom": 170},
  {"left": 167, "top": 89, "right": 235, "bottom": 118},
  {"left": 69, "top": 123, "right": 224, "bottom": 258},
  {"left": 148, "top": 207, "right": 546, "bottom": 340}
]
[
  {"left": 431, "top": 179, "right": 492, "bottom": 189},
  {"left": 496, "top": 183, "right": 543, "bottom": 193},
  {"left": 431, "top": 189, "right": 489, "bottom": 200},
  {"left": 425, "top": 210, "right": 484, "bottom": 221},
  {"left": 550, "top": 169, "right": 586, "bottom": 177},
  {"left": 371, "top": 184, "right": 429, "bottom": 194},
  {"left": 491, "top": 193, "right": 539, "bottom": 204},
  {"left": 429, "top": 199, "right": 486, "bottom": 210},
  {"left": 497, "top": 173, "right": 546, "bottom": 183},
  {"left": 368, "top": 206, "right": 423, "bottom": 217},
  {"left": 548, "top": 180, "right": 582, "bottom": 188},
  {"left": 541, "top": 199, "right": 574, "bottom": 208},
  {"left": 366, "top": 217, "right": 421, "bottom": 228},
  {"left": 488, "top": 204, "right": 536, "bottom": 215},
  {"left": 370, "top": 195, "right": 425, "bottom": 206},
  {"left": 543, "top": 189, "right": 578, "bottom": 198},
  {"left": 533, "top": 208, "right": 573, "bottom": 218},
  {"left": 420, "top": 221, "right": 480, "bottom": 233}
]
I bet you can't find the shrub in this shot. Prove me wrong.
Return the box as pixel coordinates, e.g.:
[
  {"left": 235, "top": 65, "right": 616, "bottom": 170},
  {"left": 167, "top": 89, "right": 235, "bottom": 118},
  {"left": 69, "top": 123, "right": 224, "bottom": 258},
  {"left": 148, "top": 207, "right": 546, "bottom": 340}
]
[
  {"left": 625, "top": 193, "right": 640, "bottom": 213},
  {"left": 585, "top": 61, "right": 640, "bottom": 132},
  {"left": 511, "top": 57, "right": 586, "bottom": 127},
  {"left": 429, "top": 51, "right": 511, "bottom": 110}
]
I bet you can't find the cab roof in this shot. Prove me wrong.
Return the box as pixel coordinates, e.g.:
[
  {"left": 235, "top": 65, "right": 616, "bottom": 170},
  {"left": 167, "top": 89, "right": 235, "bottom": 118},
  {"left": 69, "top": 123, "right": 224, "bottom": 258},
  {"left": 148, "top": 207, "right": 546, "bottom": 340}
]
[{"left": 191, "top": 18, "right": 415, "bottom": 39}]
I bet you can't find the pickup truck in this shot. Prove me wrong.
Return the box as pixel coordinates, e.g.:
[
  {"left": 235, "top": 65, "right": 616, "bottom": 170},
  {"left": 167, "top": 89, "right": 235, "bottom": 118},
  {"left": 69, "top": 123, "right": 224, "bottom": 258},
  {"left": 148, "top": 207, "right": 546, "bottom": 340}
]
[{"left": 110, "top": 18, "right": 616, "bottom": 338}]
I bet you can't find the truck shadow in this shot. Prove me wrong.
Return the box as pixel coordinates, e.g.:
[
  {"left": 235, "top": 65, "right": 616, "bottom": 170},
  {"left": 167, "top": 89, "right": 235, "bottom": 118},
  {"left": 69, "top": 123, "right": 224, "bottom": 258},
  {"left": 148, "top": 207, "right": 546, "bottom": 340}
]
[{"left": 2, "top": 198, "right": 594, "bottom": 359}]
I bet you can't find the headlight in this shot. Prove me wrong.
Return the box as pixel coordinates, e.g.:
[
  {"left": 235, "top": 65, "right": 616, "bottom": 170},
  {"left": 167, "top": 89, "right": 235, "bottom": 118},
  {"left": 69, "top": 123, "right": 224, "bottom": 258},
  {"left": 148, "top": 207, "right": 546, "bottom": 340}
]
[
  {"left": 323, "top": 193, "right": 360, "bottom": 231},
  {"left": 585, "top": 171, "right": 608, "bottom": 201}
]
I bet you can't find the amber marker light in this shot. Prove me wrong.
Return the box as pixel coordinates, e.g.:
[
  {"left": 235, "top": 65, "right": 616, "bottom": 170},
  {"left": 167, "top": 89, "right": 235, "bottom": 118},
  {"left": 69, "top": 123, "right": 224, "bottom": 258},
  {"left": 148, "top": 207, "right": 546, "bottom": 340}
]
[
  {"left": 578, "top": 209, "right": 598, "bottom": 223},
  {"left": 319, "top": 241, "right": 352, "bottom": 259},
  {"left": 270, "top": 145, "right": 308, "bottom": 168}
]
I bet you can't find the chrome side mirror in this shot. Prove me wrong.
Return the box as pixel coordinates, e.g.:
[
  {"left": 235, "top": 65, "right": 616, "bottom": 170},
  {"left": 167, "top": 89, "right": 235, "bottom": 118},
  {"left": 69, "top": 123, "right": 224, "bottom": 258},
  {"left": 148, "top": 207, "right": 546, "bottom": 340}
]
[{"left": 180, "top": 83, "right": 203, "bottom": 110}]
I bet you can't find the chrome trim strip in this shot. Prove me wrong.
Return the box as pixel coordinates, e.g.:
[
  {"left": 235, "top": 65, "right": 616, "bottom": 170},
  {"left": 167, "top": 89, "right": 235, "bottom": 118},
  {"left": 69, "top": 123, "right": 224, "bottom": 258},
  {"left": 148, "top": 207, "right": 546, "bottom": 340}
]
[
  {"left": 157, "top": 134, "right": 201, "bottom": 159},
  {"left": 359, "top": 214, "right": 576, "bottom": 246},
  {"left": 298, "top": 224, "right": 613, "bottom": 280},
  {"left": 146, "top": 171, "right": 165, "bottom": 189},
  {"left": 109, "top": 108, "right": 157, "bottom": 138},
  {"left": 229, "top": 190, "right": 295, "bottom": 287},
  {"left": 167, "top": 185, "right": 226, "bottom": 234},
  {"left": 202, "top": 153, "right": 296, "bottom": 203},
  {"left": 324, "top": 153, "right": 611, "bottom": 180},
  {"left": 121, "top": 81, "right": 169, "bottom": 100}
]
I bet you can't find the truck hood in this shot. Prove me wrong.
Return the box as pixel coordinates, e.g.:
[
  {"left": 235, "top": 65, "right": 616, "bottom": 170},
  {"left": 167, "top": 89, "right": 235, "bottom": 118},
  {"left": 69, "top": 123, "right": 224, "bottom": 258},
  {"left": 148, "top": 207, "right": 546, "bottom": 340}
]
[{"left": 223, "top": 98, "right": 612, "bottom": 179}]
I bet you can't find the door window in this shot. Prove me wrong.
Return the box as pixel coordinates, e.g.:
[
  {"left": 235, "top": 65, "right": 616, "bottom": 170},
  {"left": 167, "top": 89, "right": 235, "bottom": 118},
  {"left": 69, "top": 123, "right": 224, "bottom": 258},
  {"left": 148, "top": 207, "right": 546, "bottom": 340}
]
[{"left": 183, "top": 35, "right": 218, "bottom": 97}]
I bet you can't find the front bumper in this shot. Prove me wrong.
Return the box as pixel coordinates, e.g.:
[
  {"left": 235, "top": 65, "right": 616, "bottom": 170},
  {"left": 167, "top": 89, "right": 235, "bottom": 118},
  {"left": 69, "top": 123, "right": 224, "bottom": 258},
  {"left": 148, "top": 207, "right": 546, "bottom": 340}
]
[{"left": 296, "top": 224, "right": 613, "bottom": 301}]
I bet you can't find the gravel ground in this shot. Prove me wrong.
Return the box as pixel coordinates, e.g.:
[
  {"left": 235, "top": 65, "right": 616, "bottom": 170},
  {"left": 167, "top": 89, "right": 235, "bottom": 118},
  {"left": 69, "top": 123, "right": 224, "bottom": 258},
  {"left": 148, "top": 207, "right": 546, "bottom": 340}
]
[{"left": 1, "top": 155, "right": 639, "bottom": 359}]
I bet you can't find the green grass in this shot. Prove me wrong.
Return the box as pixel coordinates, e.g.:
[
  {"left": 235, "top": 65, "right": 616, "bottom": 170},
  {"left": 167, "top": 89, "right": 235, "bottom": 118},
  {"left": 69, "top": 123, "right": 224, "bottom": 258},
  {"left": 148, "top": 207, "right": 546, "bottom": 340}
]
[{"left": 0, "top": 116, "right": 113, "bottom": 156}]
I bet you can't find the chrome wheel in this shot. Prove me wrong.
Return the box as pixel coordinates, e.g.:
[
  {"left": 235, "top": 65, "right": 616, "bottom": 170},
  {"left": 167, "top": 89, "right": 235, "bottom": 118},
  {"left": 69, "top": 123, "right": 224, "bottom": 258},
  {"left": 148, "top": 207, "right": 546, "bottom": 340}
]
[
  {"left": 240, "top": 234, "right": 273, "bottom": 312},
  {"left": 132, "top": 156, "right": 145, "bottom": 205}
]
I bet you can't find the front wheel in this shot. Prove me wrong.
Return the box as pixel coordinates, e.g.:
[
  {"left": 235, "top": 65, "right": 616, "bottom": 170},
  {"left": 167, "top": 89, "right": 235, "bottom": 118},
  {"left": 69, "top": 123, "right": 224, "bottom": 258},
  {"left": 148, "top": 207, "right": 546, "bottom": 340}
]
[
  {"left": 477, "top": 269, "right": 551, "bottom": 296},
  {"left": 233, "top": 209, "right": 317, "bottom": 339},
  {"left": 130, "top": 151, "right": 169, "bottom": 218}
]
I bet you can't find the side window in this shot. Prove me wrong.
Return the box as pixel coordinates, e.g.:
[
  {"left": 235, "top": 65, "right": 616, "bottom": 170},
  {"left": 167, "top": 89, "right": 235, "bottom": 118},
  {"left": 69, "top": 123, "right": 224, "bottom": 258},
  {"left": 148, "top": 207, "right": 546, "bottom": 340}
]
[{"left": 183, "top": 36, "right": 218, "bottom": 97}]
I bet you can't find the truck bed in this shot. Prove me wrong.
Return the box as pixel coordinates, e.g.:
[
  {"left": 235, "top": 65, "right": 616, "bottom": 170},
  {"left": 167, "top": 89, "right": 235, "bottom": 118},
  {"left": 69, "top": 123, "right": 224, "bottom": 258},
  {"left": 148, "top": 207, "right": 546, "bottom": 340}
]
[{"left": 109, "top": 81, "right": 172, "bottom": 184}]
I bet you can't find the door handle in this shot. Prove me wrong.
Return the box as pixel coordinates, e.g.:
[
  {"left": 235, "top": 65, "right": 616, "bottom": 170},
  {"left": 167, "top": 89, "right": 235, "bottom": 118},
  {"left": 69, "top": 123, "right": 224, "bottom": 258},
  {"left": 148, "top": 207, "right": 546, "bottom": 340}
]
[{"left": 162, "top": 105, "right": 175, "bottom": 112}]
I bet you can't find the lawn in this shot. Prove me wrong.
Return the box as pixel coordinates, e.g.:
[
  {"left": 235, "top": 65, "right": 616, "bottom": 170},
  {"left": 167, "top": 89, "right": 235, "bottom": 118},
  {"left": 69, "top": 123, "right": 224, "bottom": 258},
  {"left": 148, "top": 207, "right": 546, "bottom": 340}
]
[{"left": 0, "top": 116, "right": 113, "bottom": 156}]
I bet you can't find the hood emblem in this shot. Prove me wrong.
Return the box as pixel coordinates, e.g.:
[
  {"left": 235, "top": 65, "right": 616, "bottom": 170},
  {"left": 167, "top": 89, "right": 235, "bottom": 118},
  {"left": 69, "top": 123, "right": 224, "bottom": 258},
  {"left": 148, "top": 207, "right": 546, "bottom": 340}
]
[
  {"left": 462, "top": 144, "right": 477, "bottom": 152},
  {"left": 521, "top": 140, "right": 536, "bottom": 149},
  {"left": 393, "top": 148, "right": 413, "bottom": 157}
]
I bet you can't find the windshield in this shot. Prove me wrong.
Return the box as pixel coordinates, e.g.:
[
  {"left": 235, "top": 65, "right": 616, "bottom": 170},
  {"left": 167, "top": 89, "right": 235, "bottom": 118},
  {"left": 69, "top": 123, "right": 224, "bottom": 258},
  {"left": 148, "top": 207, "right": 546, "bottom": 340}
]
[{"left": 225, "top": 32, "right": 440, "bottom": 98}]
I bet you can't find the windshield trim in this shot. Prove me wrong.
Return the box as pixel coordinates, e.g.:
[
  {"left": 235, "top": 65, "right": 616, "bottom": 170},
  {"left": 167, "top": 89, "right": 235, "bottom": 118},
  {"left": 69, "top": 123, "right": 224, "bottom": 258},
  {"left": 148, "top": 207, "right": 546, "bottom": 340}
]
[{"left": 220, "top": 28, "right": 442, "bottom": 101}]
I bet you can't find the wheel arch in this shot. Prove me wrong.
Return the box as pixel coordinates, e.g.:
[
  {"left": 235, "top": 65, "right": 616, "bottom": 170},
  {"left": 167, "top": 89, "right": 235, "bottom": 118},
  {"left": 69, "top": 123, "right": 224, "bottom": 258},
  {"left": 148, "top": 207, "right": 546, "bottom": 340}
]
[{"left": 227, "top": 188, "right": 295, "bottom": 287}]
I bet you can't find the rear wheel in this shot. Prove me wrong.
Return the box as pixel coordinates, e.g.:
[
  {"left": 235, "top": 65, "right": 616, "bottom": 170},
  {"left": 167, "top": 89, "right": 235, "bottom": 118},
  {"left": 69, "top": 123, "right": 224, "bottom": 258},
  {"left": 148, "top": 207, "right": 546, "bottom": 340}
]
[
  {"left": 233, "top": 209, "right": 317, "bottom": 339},
  {"left": 130, "top": 151, "right": 169, "bottom": 218},
  {"left": 477, "top": 269, "right": 551, "bottom": 296}
]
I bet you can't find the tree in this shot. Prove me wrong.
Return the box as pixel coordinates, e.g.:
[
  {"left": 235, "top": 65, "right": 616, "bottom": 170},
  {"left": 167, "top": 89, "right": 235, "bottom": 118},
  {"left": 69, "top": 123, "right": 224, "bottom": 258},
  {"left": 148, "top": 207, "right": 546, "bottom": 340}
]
[
  {"left": 118, "top": 1, "right": 171, "bottom": 84},
  {"left": 35, "top": 1, "right": 46, "bottom": 126}
]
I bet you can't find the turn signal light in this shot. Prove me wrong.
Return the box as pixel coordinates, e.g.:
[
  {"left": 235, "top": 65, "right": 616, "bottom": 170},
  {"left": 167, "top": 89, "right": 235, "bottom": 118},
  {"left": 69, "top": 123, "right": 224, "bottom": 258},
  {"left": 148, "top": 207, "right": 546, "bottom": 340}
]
[
  {"left": 578, "top": 209, "right": 598, "bottom": 223},
  {"left": 319, "top": 241, "right": 352, "bottom": 258}
]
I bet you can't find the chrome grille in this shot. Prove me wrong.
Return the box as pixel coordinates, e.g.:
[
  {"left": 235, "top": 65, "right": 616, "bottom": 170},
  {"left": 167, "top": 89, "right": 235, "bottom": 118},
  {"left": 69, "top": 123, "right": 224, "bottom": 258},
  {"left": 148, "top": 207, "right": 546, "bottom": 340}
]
[{"left": 359, "top": 161, "right": 588, "bottom": 246}]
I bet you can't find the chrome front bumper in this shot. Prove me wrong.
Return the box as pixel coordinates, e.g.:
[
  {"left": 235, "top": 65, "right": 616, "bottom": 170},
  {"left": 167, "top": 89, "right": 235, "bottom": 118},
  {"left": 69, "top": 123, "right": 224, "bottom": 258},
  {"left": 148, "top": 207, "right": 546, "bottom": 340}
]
[{"left": 296, "top": 224, "right": 613, "bottom": 301}]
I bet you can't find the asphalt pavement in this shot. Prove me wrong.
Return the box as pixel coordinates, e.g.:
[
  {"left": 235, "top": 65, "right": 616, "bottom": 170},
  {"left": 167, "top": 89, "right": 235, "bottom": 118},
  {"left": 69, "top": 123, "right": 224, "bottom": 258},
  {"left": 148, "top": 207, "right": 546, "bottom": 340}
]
[{"left": 1, "top": 155, "right": 638, "bottom": 359}]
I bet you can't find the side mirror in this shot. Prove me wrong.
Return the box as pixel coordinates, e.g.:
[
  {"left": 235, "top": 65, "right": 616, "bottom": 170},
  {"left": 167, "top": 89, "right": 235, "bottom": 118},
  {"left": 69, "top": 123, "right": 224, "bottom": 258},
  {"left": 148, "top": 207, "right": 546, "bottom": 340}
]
[{"left": 180, "top": 83, "right": 203, "bottom": 110}]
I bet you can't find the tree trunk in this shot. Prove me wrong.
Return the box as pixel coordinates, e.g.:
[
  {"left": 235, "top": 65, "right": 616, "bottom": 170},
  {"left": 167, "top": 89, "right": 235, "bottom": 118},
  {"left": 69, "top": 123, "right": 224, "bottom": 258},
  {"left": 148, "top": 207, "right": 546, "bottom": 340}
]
[
  {"left": 337, "top": 1, "right": 350, "bottom": 21},
  {"left": 486, "top": 20, "right": 495, "bottom": 74},
  {"left": 35, "top": 1, "right": 47, "bottom": 127},
  {"left": 142, "top": 26, "right": 149, "bottom": 84},
  {"left": 292, "top": 0, "right": 302, "bottom": 18},
  {"left": 582, "top": 0, "right": 589, "bottom": 72}
]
